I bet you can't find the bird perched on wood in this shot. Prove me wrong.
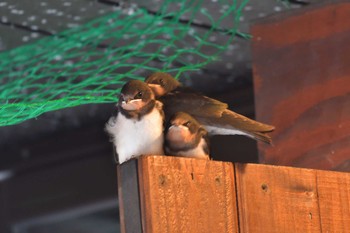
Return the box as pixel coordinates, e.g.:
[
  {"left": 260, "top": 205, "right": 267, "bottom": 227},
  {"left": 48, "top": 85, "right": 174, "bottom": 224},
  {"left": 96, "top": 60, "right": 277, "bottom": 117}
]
[
  {"left": 105, "top": 80, "right": 164, "bottom": 164},
  {"left": 145, "top": 72, "right": 275, "bottom": 144},
  {"left": 165, "top": 112, "right": 210, "bottom": 160}
]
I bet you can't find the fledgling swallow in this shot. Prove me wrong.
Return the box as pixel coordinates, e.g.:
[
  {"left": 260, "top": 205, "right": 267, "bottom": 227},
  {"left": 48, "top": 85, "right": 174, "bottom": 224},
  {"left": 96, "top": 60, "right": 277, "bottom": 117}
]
[
  {"left": 165, "top": 112, "right": 210, "bottom": 159},
  {"left": 145, "top": 72, "right": 275, "bottom": 144},
  {"left": 105, "top": 80, "right": 164, "bottom": 164}
]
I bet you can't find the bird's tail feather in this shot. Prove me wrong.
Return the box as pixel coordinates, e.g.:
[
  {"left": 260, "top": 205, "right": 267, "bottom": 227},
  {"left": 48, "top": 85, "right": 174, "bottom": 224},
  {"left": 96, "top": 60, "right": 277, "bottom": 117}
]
[
  {"left": 247, "top": 131, "right": 273, "bottom": 145},
  {"left": 204, "top": 124, "right": 273, "bottom": 145}
]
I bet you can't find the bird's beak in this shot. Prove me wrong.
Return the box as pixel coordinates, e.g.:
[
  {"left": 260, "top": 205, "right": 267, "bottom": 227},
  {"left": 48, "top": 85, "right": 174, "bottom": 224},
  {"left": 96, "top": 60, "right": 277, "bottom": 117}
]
[
  {"left": 147, "top": 84, "right": 165, "bottom": 97},
  {"left": 167, "top": 124, "right": 191, "bottom": 142},
  {"left": 147, "top": 84, "right": 160, "bottom": 88},
  {"left": 168, "top": 125, "right": 176, "bottom": 131},
  {"left": 121, "top": 99, "right": 129, "bottom": 105},
  {"left": 169, "top": 124, "right": 188, "bottom": 131},
  {"left": 121, "top": 98, "right": 143, "bottom": 111},
  {"left": 120, "top": 94, "right": 133, "bottom": 105}
]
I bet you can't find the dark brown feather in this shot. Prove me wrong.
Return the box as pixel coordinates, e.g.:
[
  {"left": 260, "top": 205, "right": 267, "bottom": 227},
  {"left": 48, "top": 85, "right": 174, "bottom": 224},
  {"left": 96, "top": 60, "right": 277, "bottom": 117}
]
[
  {"left": 161, "top": 91, "right": 274, "bottom": 144},
  {"left": 161, "top": 91, "right": 228, "bottom": 120}
]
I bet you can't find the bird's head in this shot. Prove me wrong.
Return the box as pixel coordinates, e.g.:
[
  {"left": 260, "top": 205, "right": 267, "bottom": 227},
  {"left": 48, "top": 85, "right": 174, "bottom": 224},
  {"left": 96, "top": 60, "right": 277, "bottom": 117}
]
[
  {"left": 118, "top": 80, "right": 155, "bottom": 111},
  {"left": 145, "top": 72, "right": 181, "bottom": 97},
  {"left": 166, "top": 112, "right": 205, "bottom": 145}
]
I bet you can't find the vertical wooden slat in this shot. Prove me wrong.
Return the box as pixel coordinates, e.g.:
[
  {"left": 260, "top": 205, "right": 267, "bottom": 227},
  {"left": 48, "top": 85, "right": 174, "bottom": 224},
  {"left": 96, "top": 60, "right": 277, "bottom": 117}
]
[
  {"left": 317, "top": 170, "right": 350, "bottom": 232},
  {"left": 235, "top": 163, "right": 321, "bottom": 233},
  {"left": 138, "top": 155, "right": 238, "bottom": 233},
  {"left": 117, "top": 160, "right": 142, "bottom": 233}
]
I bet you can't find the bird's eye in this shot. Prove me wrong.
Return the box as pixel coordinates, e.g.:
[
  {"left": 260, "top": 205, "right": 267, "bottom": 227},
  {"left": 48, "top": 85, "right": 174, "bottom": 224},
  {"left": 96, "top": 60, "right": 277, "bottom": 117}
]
[
  {"left": 183, "top": 121, "right": 191, "bottom": 127},
  {"left": 159, "top": 78, "right": 164, "bottom": 86},
  {"left": 119, "top": 94, "right": 125, "bottom": 101},
  {"left": 135, "top": 91, "right": 143, "bottom": 98}
]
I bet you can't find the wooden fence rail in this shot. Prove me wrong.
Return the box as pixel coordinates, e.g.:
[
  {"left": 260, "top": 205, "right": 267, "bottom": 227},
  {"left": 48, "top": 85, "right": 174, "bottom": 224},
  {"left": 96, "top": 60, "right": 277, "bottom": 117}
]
[{"left": 117, "top": 156, "right": 350, "bottom": 233}]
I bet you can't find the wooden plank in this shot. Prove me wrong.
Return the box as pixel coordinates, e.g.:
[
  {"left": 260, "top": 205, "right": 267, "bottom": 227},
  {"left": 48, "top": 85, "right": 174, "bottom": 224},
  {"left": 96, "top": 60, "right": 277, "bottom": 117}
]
[
  {"left": 138, "top": 155, "right": 238, "bottom": 233},
  {"left": 316, "top": 170, "right": 350, "bottom": 232},
  {"left": 117, "top": 157, "right": 350, "bottom": 233},
  {"left": 252, "top": 0, "right": 350, "bottom": 171},
  {"left": 117, "top": 160, "right": 142, "bottom": 233},
  {"left": 235, "top": 163, "right": 321, "bottom": 233}
]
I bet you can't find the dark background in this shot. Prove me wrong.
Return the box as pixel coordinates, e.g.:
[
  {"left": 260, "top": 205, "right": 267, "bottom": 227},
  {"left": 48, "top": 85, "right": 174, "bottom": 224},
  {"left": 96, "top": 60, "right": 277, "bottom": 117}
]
[{"left": 0, "top": 0, "right": 312, "bottom": 232}]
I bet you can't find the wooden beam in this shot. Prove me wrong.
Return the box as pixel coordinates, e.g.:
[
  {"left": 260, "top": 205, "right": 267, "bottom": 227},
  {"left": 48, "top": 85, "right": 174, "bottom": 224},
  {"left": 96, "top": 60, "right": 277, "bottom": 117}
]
[
  {"left": 117, "top": 156, "right": 350, "bottom": 232},
  {"left": 252, "top": 0, "right": 350, "bottom": 171}
]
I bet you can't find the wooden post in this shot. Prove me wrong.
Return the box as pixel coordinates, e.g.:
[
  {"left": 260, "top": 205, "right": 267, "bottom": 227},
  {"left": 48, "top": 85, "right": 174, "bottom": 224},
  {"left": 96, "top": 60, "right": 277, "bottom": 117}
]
[
  {"left": 138, "top": 156, "right": 238, "bottom": 233},
  {"left": 118, "top": 156, "right": 350, "bottom": 233},
  {"left": 252, "top": 0, "right": 350, "bottom": 171},
  {"left": 117, "top": 160, "right": 142, "bottom": 233}
]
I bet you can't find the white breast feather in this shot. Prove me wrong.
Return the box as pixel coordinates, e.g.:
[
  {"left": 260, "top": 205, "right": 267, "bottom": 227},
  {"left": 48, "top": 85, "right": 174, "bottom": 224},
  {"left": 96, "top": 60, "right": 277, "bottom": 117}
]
[{"left": 106, "top": 108, "right": 164, "bottom": 164}]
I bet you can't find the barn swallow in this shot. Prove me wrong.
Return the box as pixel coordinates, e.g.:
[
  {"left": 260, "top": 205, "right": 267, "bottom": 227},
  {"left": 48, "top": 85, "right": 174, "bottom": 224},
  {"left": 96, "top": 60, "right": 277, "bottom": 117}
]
[
  {"left": 145, "top": 72, "right": 275, "bottom": 144},
  {"left": 165, "top": 112, "right": 210, "bottom": 159},
  {"left": 105, "top": 80, "right": 164, "bottom": 164}
]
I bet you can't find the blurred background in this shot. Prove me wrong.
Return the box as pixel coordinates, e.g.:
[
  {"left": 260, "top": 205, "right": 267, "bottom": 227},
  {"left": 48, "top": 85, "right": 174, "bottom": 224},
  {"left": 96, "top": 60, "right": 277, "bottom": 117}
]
[{"left": 0, "top": 0, "right": 317, "bottom": 232}]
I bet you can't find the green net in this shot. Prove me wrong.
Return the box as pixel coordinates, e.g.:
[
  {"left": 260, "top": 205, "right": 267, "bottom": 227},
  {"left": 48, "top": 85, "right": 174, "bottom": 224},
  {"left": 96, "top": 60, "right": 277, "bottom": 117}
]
[{"left": 0, "top": 0, "right": 249, "bottom": 127}]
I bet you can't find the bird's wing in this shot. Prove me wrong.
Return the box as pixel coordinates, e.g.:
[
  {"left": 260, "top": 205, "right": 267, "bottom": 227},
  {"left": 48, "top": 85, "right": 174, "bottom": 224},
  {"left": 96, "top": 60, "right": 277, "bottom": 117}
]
[
  {"left": 216, "top": 109, "right": 275, "bottom": 133},
  {"left": 197, "top": 110, "right": 274, "bottom": 144},
  {"left": 160, "top": 91, "right": 275, "bottom": 144},
  {"left": 161, "top": 91, "right": 274, "bottom": 132},
  {"left": 160, "top": 91, "right": 228, "bottom": 119}
]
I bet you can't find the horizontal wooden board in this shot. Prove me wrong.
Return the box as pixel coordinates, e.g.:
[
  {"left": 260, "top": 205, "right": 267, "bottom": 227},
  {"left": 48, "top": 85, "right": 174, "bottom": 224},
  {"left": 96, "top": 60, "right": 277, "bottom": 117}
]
[
  {"left": 118, "top": 157, "right": 350, "bottom": 233},
  {"left": 235, "top": 163, "right": 321, "bottom": 233}
]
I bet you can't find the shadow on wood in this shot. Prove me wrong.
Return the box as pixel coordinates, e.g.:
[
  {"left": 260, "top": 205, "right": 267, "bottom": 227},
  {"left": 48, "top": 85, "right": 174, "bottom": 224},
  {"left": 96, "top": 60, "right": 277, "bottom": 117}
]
[{"left": 118, "top": 156, "right": 350, "bottom": 233}]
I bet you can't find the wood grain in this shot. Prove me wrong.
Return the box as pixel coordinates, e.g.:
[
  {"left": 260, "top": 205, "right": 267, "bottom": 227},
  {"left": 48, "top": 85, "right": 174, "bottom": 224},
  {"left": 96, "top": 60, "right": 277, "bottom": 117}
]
[
  {"left": 117, "top": 157, "right": 350, "bottom": 233},
  {"left": 317, "top": 169, "right": 350, "bottom": 232},
  {"left": 252, "top": 1, "right": 350, "bottom": 171},
  {"left": 235, "top": 163, "right": 321, "bottom": 233},
  {"left": 137, "top": 155, "right": 238, "bottom": 233}
]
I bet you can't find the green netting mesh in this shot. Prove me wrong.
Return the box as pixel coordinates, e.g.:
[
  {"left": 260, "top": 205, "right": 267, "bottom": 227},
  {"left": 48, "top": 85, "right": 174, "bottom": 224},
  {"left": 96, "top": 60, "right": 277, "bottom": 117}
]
[{"left": 0, "top": 0, "right": 249, "bottom": 127}]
